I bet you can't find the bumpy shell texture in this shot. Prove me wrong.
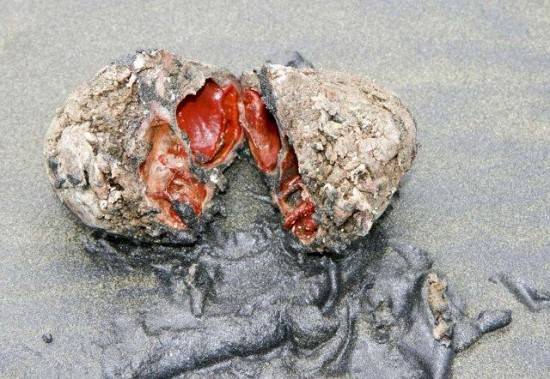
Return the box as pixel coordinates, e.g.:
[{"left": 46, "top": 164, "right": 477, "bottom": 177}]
[
  {"left": 45, "top": 50, "right": 416, "bottom": 252},
  {"left": 253, "top": 64, "right": 417, "bottom": 252},
  {"left": 45, "top": 50, "right": 243, "bottom": 244}
]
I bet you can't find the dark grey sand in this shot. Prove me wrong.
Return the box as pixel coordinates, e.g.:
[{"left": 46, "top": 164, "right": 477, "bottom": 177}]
[{"left": 0, "top": 1, "right": 549, "bottom": 377}]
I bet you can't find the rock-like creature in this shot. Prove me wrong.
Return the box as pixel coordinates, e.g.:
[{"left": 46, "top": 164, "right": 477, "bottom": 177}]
[
  {"left": 46, "top": 50, "right": 416, "bottom": 252},
  {"left": 45, "top": 50, "right": 244, "bottom": 244},
  {"left": 242, "top": 64, "right": 416, "bottom": 251},
  {"left": 43, "top": 108, "right": 509, "bottom": 378}
]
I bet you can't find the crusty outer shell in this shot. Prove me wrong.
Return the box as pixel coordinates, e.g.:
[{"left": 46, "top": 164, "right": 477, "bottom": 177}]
[
  {"left": 259, "top": 64, "right": 417, "bottom": 251},
  {"left": 45, "top": 50, "right": 239, "bottom": 243}
]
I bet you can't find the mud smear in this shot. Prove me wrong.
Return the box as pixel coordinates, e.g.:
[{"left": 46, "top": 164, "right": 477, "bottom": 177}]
[
  {"left": 490, "top": 272, "right": 550, "bottom": 312},
  {"left": 81, "top": 157, "right": 511, "bottom": 379}
]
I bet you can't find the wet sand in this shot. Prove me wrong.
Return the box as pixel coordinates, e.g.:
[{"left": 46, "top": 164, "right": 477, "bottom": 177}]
[{"left": 0, "top": 1, "right": 549, "bottom": 377}]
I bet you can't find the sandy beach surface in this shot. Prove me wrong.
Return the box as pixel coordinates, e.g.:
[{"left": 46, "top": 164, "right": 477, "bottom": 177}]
[{"left": 1, "top": 1, "right": 549, "bottom": 377}]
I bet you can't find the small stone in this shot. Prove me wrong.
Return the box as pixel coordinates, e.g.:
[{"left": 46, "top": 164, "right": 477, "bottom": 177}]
[{"left": 42, "top": 333, "right": 53, "bottom": 344}]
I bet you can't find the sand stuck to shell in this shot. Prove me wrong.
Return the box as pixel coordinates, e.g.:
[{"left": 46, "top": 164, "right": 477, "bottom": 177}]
[
  {"left": 46, "top": 50, "right": 416, "bottom": 252},
  {"left": 45, "top": 50, "right": 243, "bottom": 244},
  {"left": 246, "top": 64, "right": 416, "bottom": 251}
]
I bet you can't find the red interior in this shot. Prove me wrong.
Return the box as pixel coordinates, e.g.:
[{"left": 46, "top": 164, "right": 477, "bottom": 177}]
[
  {"left": 276, "top": 148, "right": 318, "bottom": 242},
  {"left": 242, "top": 89, "right": 281, "bottom": 173},
  {"left": 140, "top": 120, "right": 209, "bottom": 230},
  {"left": 241, "top": 89, "right": 318, "bottom": 242},
  {"left": 141, "top": 81, "right": 318, "bottom": 242},
  {"left": 176, "top": 80, "right": 243, "bottom": 168}
]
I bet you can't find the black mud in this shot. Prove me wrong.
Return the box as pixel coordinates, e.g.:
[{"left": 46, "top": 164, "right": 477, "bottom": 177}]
[
  {"left": 490, "top": 272, "right": 550, "bottom": 312},
  {"left": 81, "top": 157, "right": 511, "bottom": 379}
]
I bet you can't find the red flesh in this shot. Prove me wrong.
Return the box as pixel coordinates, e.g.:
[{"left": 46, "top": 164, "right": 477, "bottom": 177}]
[
  {"left": 241, "top": 87, "right": 318, "bottom": 242},
  {"left": 276, "top": 148, "right": 318, "bottom": 242},
  {"left": 176, "top": 80, "right": 243, "bottom": 168},
  {"left": 142, "top": 81, "right": 318, "bottom": 243},
  {"left": 140, "top": 120, "right": 209, "bottom": 229},
  {"left": 242, "top": 89, "right": 281, "bottom": 173}
]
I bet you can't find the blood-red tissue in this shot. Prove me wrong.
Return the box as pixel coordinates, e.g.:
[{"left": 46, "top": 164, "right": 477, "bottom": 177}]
[{"left": 176, "top": 80, "right": 243, "bottom": 168}]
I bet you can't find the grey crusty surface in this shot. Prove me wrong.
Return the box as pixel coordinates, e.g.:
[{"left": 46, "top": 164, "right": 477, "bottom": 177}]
[
  {"left": 46, "top": 55, "right": 415, "bottom": 252},
  {"left": 45, "top": 50, "right": 237, "bottom": 244},
  {"left": 259, "top": 64, "right": 416, "bottom": 251},
  {"left": 0, "top": 1, "right": 549, "bottom": 378}
]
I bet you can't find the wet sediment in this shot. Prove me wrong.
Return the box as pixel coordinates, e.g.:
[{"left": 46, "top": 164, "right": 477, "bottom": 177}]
[{"left": 83, "top": 158, "right": 511, "bottom": 378}]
